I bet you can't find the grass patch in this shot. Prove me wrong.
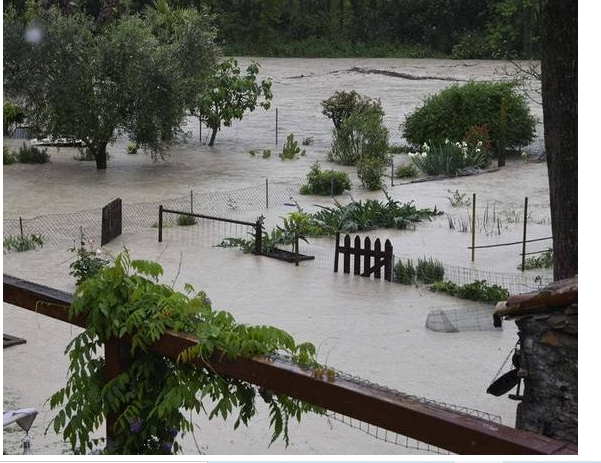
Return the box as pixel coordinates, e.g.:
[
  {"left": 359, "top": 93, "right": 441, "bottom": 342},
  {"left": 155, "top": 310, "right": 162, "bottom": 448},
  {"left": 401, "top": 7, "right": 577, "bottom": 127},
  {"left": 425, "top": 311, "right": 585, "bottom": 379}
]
[
  {"left": 3, "top": 234, "right": 44, "bottom": 252},
  {"left": 177, "top": 214, "right": 197, "bottom": 226},
  {"left": 431, "top": 280, "right": 509, "bottom": 304}
]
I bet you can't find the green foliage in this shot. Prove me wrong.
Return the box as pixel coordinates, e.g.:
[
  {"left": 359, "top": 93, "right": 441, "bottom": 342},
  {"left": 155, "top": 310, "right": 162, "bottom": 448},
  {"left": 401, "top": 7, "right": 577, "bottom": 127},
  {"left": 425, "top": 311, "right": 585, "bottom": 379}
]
[
  {"left": 321, "top": 91, "right": 383, "bottom": 130},
  {"left": 356, "top": 156, "right": 385, "bottom": 191},
  {"left": 127, "top": 142, "right": 139, "bottom": 154},
  {"left": 301, "top": 136, "right": 314, "bottom": 146},
  {"left": 393, "top": 259, "right": 416, "bottom": 285},
  {"left": 388, "top": 144, "right": 413, "bottom": 154},
  {"left": 48, "top": 251, "right": 322, "bottom": 454},
  {"left": 3, "top": 101, "right": 25, "bottom": 135},
  {"left": 176, "top": 214, "right": 197, "bottom": 226},
  {"left": 16, "top": 143, "right": 50, "bottom": 164},
  {"left": 431, "top": 280, "right": 510, "bottom": 303},
  {"left": 416, "top": 257, "right": 445, "bottom": 284},
  {"left": 4, "top": 6, "right": 216, "bottom": 169},
  {"left": 73, "top": 148, "right": 96, "bottom": 162},
  {"left": 447, "top": 189, "right": 472, "bottom": 207},
  {"left": 329, "top": 104, "right": 389, "bottom": 166},
  {"left": 311, "top": 194, "right": 442, "bottom": 234},
  {"left": 409, "top": 140, "right": 490, "bottom": 177},
  {"left": 521, "top": 248, "right": 553, "bottom": 270},
  {"left": 3, "top": 234, "right": 44, "bottom": 252},
  {"left": 394, "top": 163, "right": 418, "bottom": 179},
  {"left": 69, "top": 239, "right": 110, "bottom": 286},
  {"left": 299, "top": 162, "right": 351, "bottom": 196},
  {"left": 262, "top": 149, "right": 271, "bottom": 159},
  {"left": 3, "top": 147, "right": 18, "bottom": 165},
  {"left": 195, "top": 58, "right": 272, "bottom": 146},
  {"left": 279, "top": 134, "right": 306, "bottom": 160},
  {"left": 402, "top": 82, "right": 536, "bottom": 152}
]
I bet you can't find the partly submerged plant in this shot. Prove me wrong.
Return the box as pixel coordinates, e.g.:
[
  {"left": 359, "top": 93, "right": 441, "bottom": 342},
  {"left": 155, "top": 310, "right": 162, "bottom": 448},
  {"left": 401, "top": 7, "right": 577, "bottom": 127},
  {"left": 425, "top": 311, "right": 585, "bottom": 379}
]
[{"left": 48, "top": 251, "right": 322, "bottom": 454}]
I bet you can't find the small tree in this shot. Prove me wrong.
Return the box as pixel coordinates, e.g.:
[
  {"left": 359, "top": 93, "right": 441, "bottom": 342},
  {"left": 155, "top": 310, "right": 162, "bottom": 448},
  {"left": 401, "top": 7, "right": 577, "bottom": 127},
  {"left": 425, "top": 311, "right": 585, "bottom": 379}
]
[
  {"left": 194, "top": 58, "right": 273, "bottom": 146},
  {"left": 321, "top": 90, "right": 383, "bottom": 130},
  {"left": 3, "top": 6, "right": 216, "bottom": 169}
]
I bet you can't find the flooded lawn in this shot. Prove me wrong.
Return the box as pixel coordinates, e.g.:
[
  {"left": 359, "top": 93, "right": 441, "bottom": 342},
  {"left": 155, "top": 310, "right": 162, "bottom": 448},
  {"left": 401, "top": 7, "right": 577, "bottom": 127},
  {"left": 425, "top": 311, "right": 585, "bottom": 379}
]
[{"left": 3, "top": 58, "right": 547, "bottom": 454}]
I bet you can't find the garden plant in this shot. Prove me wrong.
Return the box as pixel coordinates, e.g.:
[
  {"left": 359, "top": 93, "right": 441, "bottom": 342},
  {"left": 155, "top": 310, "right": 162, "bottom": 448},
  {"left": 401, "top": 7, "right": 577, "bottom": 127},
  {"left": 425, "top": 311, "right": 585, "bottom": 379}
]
[
  {"left": 49, "top": 251, "right": 322, "bottom": 454},
  {"left": 299, "top": 162, "right": 351, "bottom": 196}
]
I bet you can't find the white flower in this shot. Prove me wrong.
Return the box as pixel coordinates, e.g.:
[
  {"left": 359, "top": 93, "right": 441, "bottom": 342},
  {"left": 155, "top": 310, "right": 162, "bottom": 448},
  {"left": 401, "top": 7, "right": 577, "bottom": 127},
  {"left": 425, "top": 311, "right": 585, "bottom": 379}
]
[
  {"left": 96, "top": 249, "right": 103, "bottom": 256},
  {"left": 408, "top": 152, "right": 417, "bottom": 158},
  {"left": 421, "top": 152, "right": 427, "bottom": 158},
  {"left": 444, "top": 138, "right": 450, "bottom": 144},
  {"left": 461, "top": 141, "right": 468, "bottom": 148},
  {"left": 475, "top": 148, "right": 481, "bottom": 153},
  {"left": 477, "top": 140, "right": 483, "bottom": 148},
  {"left": 455, "top": 142, "right": 461, "bottom": 147},
  {"left": 423, "top": 142, "right": 430, "bottom": 151}
]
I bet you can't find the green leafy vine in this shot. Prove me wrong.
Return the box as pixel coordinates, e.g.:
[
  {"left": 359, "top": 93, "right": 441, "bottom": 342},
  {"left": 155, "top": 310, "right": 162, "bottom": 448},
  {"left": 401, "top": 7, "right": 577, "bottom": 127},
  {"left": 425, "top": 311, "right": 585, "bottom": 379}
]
[{"left": 48, "top": 250, "right": 322, "bottom": 454}]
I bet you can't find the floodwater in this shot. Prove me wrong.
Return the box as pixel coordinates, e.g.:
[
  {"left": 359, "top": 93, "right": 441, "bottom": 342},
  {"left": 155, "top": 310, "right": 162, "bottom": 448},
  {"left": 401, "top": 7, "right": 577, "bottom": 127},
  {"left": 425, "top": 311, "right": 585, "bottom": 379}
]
[{"left": 3, "top": 58, "right": 548, "bottom": 455}]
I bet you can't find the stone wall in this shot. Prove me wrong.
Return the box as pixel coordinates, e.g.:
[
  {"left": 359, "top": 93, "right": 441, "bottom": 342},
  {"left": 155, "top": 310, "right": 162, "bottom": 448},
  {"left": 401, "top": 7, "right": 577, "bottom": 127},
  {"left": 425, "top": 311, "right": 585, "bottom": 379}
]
[{"left": 514, "top": 303, "right": 578, "bottom": 443}]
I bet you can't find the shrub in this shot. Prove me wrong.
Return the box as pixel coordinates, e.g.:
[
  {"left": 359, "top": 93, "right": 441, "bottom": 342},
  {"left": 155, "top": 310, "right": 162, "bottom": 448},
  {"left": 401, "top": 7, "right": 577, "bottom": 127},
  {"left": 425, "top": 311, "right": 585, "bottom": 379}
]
[
  {"left": 394, "top": 163, "right": 418, "bottom": 179},
  {"left": 177, "top": 214, "right": 197, "bottom": 226},
  {"left": 69, "top": 238, "right": 110, "bottom": 285},
  {"left": 416, "top": 257, "right": 445, "bottom": 284},
  {"left": 521, "top": 248, "right": 553, "bottom": 270},
  {"left": 402, "top": 82, "right": 536, "bottom": 152},
  {"left": 262, "top": 149, "right": 271, "bottom": 158},
  {"left": 3, "top": 234, "right": 44, "bottom": 252},
  {"left": 388, "top": 144, "right": 413, "bottom": 154},
  {"left": 394, "top": 259, "right": 416, "bottom": 285},
  {"left": 3, "top": 101, "right": 25, "bottom": 135},
  {"left": 329, "top": 109, "right": 389, "bottom": 166},
  {"left": 299, "top": 162, "right": 351, "bottom": 196},
  {"left": 431, "top": 280, "right": 509, "bottom": 304},
  {"left": 16, "top": 143, "right": 50, "bottom": 164},
  {"left": 3, "top": 147, "right": 17, "bottom": 165},
  {"left": 446, "top": 189, "right": 472, "bottom": 207},
  {"left": 357, "top": 156, "right": 385, "bottom": 191},
  {"left": 279, "top": 134, "right": 306, "bottom": 160},
  {"left": 409, "top": 140, "right": 490, "bottom": 177},
  {"left": 321, "top": 90, "right": 383, "bottom": 129},
  {"left": 301, "top": 136, "right": 314, "bottom": 146},
  {"left": 127, "top": 142, "right": 139, "bottom": 154}
]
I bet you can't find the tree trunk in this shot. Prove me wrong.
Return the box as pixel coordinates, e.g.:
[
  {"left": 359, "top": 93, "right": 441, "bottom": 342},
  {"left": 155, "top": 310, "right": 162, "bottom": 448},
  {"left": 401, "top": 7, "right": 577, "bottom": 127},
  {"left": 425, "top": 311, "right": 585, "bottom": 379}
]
[
  {"left": 91, "top": 141, "right": 108, "bottom": 170},
  {"left": 208, "top": 127, "right": 218, "bottom": 147},
  {"left": 540, "top": 0, "right": 577, "bottom": 280}
]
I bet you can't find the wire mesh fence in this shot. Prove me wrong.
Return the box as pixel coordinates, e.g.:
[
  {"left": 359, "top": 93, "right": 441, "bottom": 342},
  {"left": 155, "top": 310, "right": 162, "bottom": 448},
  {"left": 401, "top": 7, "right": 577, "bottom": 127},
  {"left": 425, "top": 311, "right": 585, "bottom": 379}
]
[
  {"left": 425, "top": 305, "right": 501, "bottom": 333},
  {"left": 268, "top": 352, "right": 502, "bottom": 454},
  {"left": 195, "top": 108, "right": 405, "bottom": 152}
]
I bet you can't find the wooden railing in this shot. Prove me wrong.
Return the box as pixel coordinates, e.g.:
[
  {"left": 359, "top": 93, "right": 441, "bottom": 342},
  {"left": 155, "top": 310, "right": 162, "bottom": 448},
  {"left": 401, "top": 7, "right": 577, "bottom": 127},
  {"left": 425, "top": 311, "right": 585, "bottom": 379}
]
[{"left": 3, "top": 274, "right": 577, "bottom": 455}]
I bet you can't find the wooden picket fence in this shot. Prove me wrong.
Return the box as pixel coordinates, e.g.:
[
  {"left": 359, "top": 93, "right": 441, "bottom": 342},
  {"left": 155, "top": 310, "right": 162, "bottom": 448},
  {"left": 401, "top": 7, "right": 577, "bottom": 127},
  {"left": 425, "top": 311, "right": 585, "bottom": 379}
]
[{"left": 334, "top": 232, "right": 393, "bottom": 282}]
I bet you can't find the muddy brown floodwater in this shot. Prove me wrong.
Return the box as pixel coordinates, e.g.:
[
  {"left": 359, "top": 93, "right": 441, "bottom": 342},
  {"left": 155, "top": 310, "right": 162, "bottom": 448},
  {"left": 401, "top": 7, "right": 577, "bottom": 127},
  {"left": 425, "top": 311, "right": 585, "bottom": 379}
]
[{"left": 3, "top": 58, "right": 548, "bottom": 455}]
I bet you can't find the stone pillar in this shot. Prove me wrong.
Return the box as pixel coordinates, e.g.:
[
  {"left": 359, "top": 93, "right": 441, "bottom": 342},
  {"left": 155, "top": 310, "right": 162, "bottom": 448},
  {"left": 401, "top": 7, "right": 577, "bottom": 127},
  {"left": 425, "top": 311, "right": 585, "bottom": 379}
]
[{"left": 514, "top": 303, "right": 578, "bottom": 443}]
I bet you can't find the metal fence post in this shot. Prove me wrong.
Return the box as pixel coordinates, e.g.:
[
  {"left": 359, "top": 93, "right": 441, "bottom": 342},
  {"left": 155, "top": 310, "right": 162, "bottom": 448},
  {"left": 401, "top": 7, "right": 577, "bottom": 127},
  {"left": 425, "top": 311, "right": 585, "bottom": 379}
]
[
  {"left": 275, "top": 108, "right": 279, "bottom": 146},
  {"left": 190, "top": 190, "right": 194, "bottom": 214},
  {"left": 391, "top": 158, "right": 394, "bottom": 187},
  {"left": 158, "top": 205, "right": 163, "bottom": 243},
  {"left": 19, "top": 217, "right": 24, "bottom": 241},
  {"left": 521, "top": 197, "right": 529, "bottom": 272},
  {"left": 471, "top": 193, "right": 476, "bottom": 263},
  {"left": 265, "top": 178, "right": 269, "bottom": 209}
]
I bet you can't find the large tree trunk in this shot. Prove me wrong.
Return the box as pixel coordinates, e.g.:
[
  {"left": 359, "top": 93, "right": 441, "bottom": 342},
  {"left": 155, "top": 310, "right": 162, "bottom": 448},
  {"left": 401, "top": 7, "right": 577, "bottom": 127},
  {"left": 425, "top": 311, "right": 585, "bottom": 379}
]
[
  {"left": 91, "top": 141, "right": 109, "bottom": 170},
  {"left": 540, "top": 0, "right": 578, "bottom": 280},
  {"left": 208, "top": 127, "right": 218, "bottom": 147}
]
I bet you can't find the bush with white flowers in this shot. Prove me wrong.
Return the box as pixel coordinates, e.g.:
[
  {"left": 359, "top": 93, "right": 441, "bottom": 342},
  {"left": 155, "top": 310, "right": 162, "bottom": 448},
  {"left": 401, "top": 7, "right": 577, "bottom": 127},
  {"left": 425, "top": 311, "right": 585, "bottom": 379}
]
[{"left": 408, "top": 139, "right": 490, "bottom": 177}]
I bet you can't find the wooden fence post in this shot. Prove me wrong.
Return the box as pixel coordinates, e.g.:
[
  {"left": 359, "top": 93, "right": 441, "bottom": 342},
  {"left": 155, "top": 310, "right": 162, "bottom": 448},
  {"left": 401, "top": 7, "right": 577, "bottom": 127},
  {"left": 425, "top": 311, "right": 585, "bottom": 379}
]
[
  {"left": 343, "top": 235, "right": 351, "bottom": 274},
  {"left": 275, "top": 108, "right": 279, "bottom": 146},
  {"left": 521, "top": 197, "right": 529, "bottom": 272},
  {"left": 384, "top": 239, "right": 393, "bottom": 281},
  {"left": 254, "top": 219, "right": 263, "bottom": 256},
  {"left": 353, "top": 236, "right": 361, "bottom": 275},
  {"left": 158, "top": 205, "right": 163, "bottom": 243},
  {"left": 294, "top": 233, "right": 299, "bottom": 267},
  {"left": 265, "top": 178, "right": 269, "bottom": 209},
  {"left": 19, "top": 217, "right": 24, "bottom": 241},
  {"left": 334, "top": 232, "right": 340, "bottom": 272},
  {"left": 374, "top": 239, "right": 382, "bottom": 279},
  {"left": 363, "top": 236, "right": 371, "bottom": 274}
]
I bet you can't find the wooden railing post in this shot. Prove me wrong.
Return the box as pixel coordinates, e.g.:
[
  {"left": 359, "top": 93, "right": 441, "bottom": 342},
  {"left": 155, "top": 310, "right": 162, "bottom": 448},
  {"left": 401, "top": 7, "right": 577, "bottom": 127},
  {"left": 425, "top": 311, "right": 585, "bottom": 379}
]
[
  {"left": 521, "top": 197, "right": 529, "bottom": 272},
  {"left": 104, "top": 338, "right": 130, "bottom": 451},
  {"left": 158, "top": 205, "right": 163, "bottom": 243}
]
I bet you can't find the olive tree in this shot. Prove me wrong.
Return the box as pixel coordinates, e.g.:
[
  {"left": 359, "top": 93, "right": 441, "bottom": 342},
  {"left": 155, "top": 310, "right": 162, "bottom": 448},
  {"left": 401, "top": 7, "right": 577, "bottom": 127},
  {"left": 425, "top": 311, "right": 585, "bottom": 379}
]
[
  {"left": 3, "top": 6, "right": 216, "bottom": 169},
  {"left": 193, "top": 58, "right": 273, "bottom": 146}
]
